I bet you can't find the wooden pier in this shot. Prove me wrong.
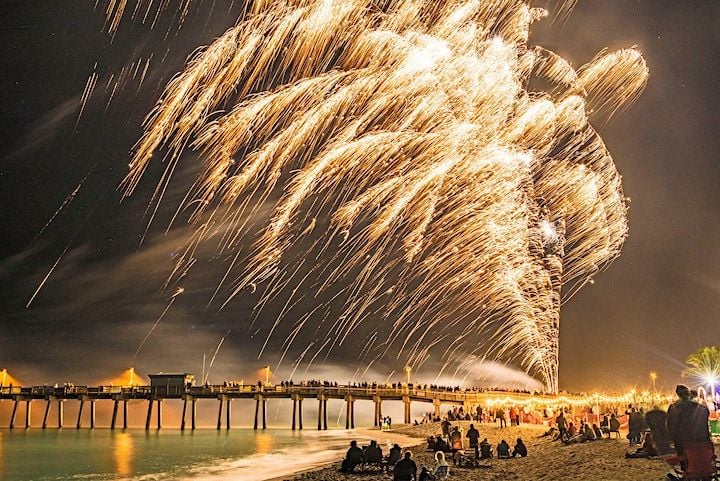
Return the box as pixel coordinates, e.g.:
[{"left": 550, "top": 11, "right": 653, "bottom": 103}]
[{"left": 0, "top": 383, "right": 559, "bottom": 430}]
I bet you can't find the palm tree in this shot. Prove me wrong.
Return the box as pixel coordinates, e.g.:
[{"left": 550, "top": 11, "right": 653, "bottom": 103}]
[{"left": 683, "top": 346, "right": 720, "bottom": 397}]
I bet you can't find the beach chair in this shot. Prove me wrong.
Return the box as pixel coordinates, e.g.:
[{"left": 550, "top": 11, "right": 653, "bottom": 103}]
[
  {"left": 664, "top": 442, "right": 719, "bottom": 481},
  {"left": 430, "top": 465, "right": 450, "bottom": 480}
]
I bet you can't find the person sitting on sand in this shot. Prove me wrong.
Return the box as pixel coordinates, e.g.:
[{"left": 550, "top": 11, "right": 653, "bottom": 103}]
[
  {"left": 567, "top": 422, "right": 577, "bottom": 438},
  {"left": 479, "top": 438, "right": 493, "bottom": 459},
  {"left": 435, "top": 435, "right": 451, "bottom": 452},
  {"left": 365, "top": 440, "right": 383, "bottom": 465},
  {"left": 583, "top": 421, "right": 597, "bottom": 441},
  {"left": 600, "top": 415, "right": 610, "bottom": 433},
  {"left": 512, "top": 438, "right": 527, "bottom": 458},
  {"left": 431, "top": 451, "right": 450, "bottom": 477},
  {"left": 609, "top": 414, "right": 621, "bottom": 435},
  {"left": 393, "top": 451, "right": 418, "bottom": 481},
  {"left": 340, "top": 440, "right": 364, "bottom": 473},
  {"left": 426, "top": 436, "right": 437, "bottom": 451},
  {"left": 592, "top": 423, "right": 603, "bottom": 439},
  {"left": 497, "top": 439, "right": 511, "bottom": 458},
  {"left": 386, "top": 444, "right": 402, "bottom": 472},
  {"left": 625, "top": 431, "right": 659, "bottom": 459},
  {"left": 419, "top": 466, "right": 432, "bottom": 481}
]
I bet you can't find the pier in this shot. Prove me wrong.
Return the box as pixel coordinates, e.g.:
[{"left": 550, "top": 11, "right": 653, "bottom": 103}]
[{"left": 0, "top": 382, "right": 563, "bottom": 430}]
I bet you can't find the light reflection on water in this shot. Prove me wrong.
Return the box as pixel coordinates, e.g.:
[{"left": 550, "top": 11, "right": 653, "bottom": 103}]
[
  {"left": 0, "top": 428, "right": 419, "bottom": 481},
  {"left": 114, "top": 431, "right": 134, "bottom": 476}
]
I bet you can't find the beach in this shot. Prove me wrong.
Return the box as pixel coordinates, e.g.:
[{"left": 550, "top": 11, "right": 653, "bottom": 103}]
[{"left": 284, "top": 422, "right": 673, "bottom": 481}]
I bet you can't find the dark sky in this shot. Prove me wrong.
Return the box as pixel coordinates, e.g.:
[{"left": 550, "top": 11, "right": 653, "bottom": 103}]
[{"left": 0, "top": 1, "right": 718, "bottom": 392}]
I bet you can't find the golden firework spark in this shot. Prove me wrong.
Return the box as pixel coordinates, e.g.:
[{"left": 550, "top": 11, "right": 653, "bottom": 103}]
[{"left": 121, "top": 0, "right": 648, "bottom": 393}]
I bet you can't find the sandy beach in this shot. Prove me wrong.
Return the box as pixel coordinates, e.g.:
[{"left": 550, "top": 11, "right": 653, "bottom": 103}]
[{"left": 283, "top": 421, "right": 675, "bottom": 481}]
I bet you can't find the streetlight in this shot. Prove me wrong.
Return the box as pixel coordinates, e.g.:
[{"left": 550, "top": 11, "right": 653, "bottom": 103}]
[
  {"left": 264, "top": 366, "right": 270, "bottom": 385},
  {"left": 650, "top": 372, "right": 657, "bottom": 392}
]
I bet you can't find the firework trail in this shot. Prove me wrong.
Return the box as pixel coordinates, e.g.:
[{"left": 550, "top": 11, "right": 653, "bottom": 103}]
[
  {"left": 129, "top": 287, "right": 184, "bottom": 366},
  {"left": 202, "top": 329, "right": 231, "bottom": 384},
  {"left": 120, "top": 0, "right": 647, "bottom": 393}
]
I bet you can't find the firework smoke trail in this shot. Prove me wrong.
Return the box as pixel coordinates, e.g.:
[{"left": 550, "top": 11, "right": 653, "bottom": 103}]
[
  {"left": 129, "top": 287, "right": 184, "bottom": 366},
  {"left": 202, "top": 329, "right": 231, "bottom": 384},
  {"left": 121, "top": 0, "right": 648, "bottom": 393}
]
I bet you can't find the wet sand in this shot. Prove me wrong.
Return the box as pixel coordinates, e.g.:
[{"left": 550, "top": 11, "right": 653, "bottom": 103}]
[{"left": 282, "top": 421, "right": 672, "bottom": 481}]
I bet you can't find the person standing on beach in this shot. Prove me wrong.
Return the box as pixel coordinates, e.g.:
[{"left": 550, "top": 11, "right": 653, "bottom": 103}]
[
  {"left": 556, "top": 411, "right": 567, "bottom": 441},
  {"left": 495, "top": 407, "right": 506, "bottom": 428},
  {"left": 466, "top": 424, "right": 480, "bottom": 458},
  {"left": 667, "top": 384, "right": 710, "bottom": 456}
]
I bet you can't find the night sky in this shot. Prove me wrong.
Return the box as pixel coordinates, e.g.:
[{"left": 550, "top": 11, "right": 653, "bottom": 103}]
[{"left": 1, "top": 1, "right": 718, "bottom": 392}]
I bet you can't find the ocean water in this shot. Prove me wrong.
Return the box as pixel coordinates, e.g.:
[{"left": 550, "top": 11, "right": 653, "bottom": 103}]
[{"left": 0, "top": 428, "right": 417, "bottom": 481}]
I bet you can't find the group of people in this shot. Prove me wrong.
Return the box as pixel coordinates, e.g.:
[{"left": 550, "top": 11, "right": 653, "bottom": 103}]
[
  {"left": 427, "top": 420, "right": 528, "bottom": 466},
  {"left": 340, "top": 440, "right": 403, "bottom": 474}
]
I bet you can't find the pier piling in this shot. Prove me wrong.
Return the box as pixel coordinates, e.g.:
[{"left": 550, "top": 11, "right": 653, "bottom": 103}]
[
  {"left": 42, "top": 399, "right": 51, "bottom": 429},
  {"left": 181, "top": 397, "right": 187, "bottom": 430},
  {"left": 145, "top": 399, "right": 153, "bottom": 430},
  {"left": 216, "top": 397, "right": 223, "bottom": 430},
  {"left": 111, "top": 400, "right": 119, "bottom": 429},
  {"left": 57, "top": 400, "right": 64, "bottom": 428},
  {"left": 76, "top": 399, "right": 84, "bottom": 429},
  {"left": 123, "top": 400, "right": 128, "bottom": 429},
  {"left": 191, "top": 398, "right": 197, "bottom": 430},
  {"left": 226, "top": 397, "right": 231, "bottom": 430},
  {"left": 90, "top": 400, "right": 95, "bottom": 429},
  {"left": 25, "top": 400, "right": 32, "bottom": 428},
  {"left": 9, "top": 399, "right": 18, "bottom": 429}
]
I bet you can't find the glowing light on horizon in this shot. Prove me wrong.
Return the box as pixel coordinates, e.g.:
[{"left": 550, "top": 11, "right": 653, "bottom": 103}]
[{"left": 119, "top": 0, "right": 648, "bottom": 393}]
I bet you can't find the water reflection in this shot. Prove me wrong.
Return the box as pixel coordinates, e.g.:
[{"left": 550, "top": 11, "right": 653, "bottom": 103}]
[
  {"left": 113, "top": 432, "right": 134, "bottom": 476},
  {"left": 254, "top": 431, "right": 274, "bottom": 455}
]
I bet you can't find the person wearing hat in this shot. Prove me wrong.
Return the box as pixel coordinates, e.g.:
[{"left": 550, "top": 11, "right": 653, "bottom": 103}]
[{"left": 666, "top": 384, "right": 710, "bottom": 455}]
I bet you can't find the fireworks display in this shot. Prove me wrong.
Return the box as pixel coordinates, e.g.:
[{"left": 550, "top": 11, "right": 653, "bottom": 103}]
[{"left": 119, "top": 0, "right": 648, "bottom": 393}]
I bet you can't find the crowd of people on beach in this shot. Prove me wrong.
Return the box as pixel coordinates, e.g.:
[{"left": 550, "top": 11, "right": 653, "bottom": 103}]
[{"left": 334, "top": 382, "right": 717, "bottom": 480}]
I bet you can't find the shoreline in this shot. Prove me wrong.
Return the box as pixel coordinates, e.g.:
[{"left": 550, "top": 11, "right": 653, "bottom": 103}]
[
  {"left": 277, "top": 422, "right": 674, "bottom": 481},
  {"left": 266, "top": 426, "right": 426, "bottom": 481}
]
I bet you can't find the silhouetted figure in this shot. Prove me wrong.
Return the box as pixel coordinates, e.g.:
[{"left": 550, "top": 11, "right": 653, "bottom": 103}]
[
  {"left": 609, "top": 413, "right": 621, "bottom": 435},
  {"left": 365, "top": 440, "right": 383, "bottom": 466},
  {"left": 628, "top": 408, "right": 643, "bottom": 445},
  {"left": 340, "top": 440, "right": 364, "bottom": 473},
  {"left": 497, "top": 439, "right": 511, "bottom": 458},
  {"left": 667, "top": 384, "right": 710, "bottom": 455},
  {"left": 393, "top": 451, "right": 417, "bottom": 481},
  {"left": 466, "top": 423, "right": 480, "bottom": 458},
  {"left": 512, "top": 438, "right": 527, "bottom": 457},
  {"left": 479, "top": 438, "right": 493, "bottom": 459},
  {"left": 556, "top": 411, "right": 567, "bottom": 441},
  {"left": 386, "top": 443, "right": 402, "bottom": 471}
]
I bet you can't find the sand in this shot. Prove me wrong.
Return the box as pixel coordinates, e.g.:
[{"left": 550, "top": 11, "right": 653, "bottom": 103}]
[{"left": 282, "top": 421, "right": 674, "bottom": 481}]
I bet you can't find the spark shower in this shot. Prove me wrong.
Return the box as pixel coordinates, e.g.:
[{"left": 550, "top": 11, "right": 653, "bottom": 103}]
[{"left": 118, "top": 0, "right": 648, "bottom": 393}]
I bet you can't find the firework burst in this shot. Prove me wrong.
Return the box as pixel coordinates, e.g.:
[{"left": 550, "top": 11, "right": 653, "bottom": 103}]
[{"left": 121, "top": 0, "right": 648, "bottom": 393}]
